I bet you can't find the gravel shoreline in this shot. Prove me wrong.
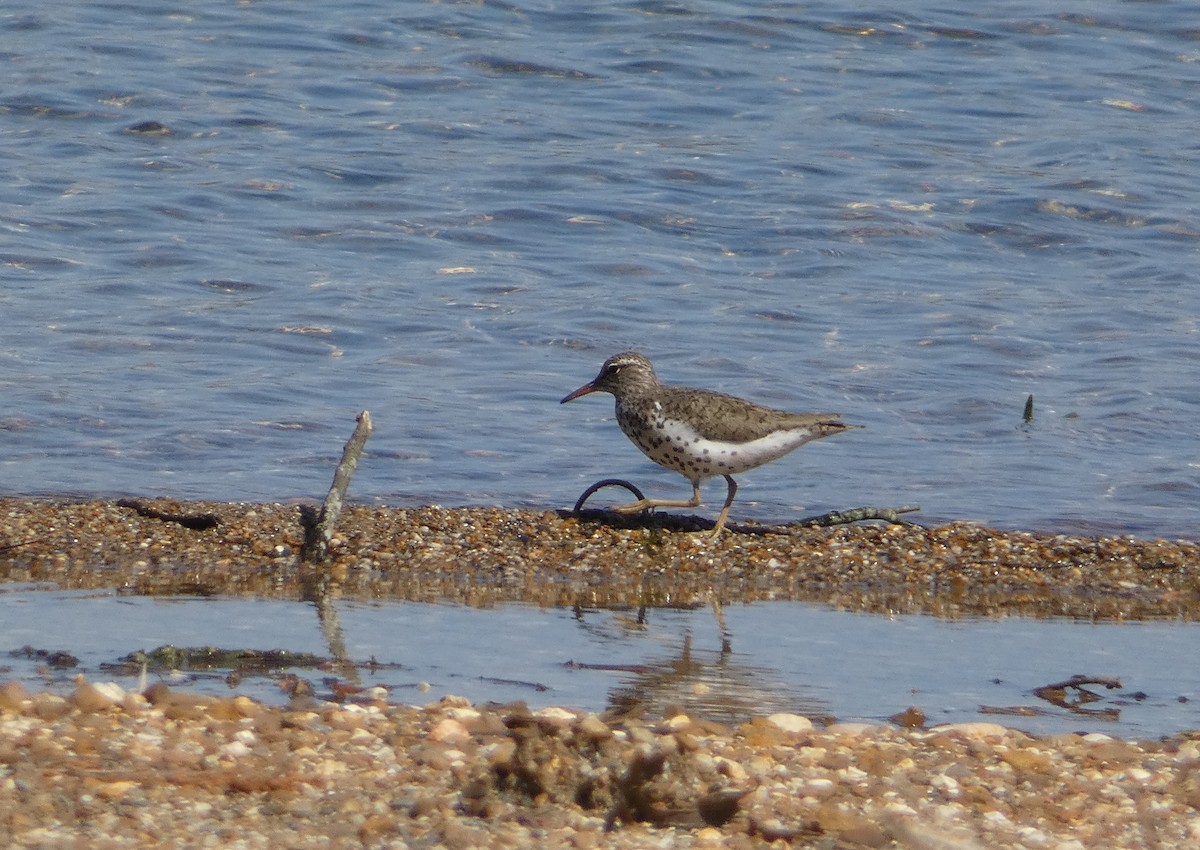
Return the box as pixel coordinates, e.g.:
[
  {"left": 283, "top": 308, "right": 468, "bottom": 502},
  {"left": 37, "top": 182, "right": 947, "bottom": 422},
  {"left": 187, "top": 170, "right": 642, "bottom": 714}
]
[
  {"left": 3, "top": 679, "right": 1200, "bottom": 849},
  {"left": 2, "top": 497, "right": 1198, "bottom": 617},
  {"left": 3, "top": 497, "right": 1200, "bottom": 848}
]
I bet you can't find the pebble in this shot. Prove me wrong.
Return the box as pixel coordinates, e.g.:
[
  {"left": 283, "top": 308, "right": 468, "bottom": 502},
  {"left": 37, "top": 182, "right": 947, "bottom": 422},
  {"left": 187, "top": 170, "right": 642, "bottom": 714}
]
[{"left": 766, "top": 712, "right": 813, "bottom": 734}]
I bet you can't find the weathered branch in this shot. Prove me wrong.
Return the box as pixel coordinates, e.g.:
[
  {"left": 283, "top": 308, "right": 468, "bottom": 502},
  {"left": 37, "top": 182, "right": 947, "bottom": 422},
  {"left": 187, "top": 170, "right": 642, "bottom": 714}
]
[
  {"left": 299, "top": 410, "right": 373, "bottom": 565},
  {"left": 298, "top": 411, "right": 373, "bottom": 683},
  {"left": 1034, "top": 674, "right": 1122, "bottom": 700},
  {"left": 116, "top": 498, "right": 219, "bottom": 531},
  {"left": 1032, "top": 674, "right": 1122, "bottom": 718}
]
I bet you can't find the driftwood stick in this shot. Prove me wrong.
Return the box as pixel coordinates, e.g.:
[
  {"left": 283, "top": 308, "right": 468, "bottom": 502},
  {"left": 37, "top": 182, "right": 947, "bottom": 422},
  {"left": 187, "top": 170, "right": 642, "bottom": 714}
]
[
  {"left": 1034, "top": 674, "right": 1122, "bottom": 697},
  {"left": 116, "top": 498, "right": 220, "bottom": 531},
  {"left": 1032, "top": 674, "right": 1122, "bottom": 714},
  {"left": 299, "top": 411, "right": 373, "bottom": 683},
  {"left": 300, "top": 410, "right": 373, "bottom": 565}
]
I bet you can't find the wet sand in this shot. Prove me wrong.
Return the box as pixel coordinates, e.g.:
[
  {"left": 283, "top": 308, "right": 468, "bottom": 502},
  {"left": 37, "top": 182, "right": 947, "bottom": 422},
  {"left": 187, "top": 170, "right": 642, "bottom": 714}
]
[{"left": 3, "top": 497, "right": 1200, "bottom": 848}]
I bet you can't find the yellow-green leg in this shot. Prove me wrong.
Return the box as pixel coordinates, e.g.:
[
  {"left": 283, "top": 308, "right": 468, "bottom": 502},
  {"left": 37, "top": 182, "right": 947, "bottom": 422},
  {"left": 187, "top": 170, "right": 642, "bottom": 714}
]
[
  {"left": 611, "top": 479, "right": 703, "bottom": 515},
  {"left": 708, "top": 475, "right": 738, "bottom": 539}
]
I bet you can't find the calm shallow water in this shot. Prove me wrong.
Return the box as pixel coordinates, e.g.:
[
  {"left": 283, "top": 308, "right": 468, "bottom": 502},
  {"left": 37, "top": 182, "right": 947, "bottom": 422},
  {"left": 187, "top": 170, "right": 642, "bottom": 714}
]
[
  {"left": 1, "top": 1, "right": 1198, "bottom": 536},
  {"left": 2, "top": 589, "right": 1197, "bottom": 741}
]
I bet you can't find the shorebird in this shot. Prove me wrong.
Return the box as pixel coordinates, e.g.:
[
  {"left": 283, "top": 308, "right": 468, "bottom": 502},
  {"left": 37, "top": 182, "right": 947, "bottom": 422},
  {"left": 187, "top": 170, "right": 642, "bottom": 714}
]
[{"left": 561, "top": 351, "right": 860, "bottom": 538}]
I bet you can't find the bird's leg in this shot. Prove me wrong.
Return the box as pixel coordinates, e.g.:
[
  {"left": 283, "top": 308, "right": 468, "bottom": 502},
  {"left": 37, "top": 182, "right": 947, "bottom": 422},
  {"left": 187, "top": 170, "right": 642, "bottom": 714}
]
[
  {"left": 708, "top": 475, "right": 738, "bottom": 539},
  {"left": 610, "top": 480, "right": 702, "bottom": 515}
]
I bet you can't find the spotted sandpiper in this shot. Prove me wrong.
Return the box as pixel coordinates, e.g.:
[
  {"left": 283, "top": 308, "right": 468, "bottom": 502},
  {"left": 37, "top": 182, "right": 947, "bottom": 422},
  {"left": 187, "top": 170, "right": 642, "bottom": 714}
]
[{"left": 561, "top": 351, "right": 860, "bottom": 538}]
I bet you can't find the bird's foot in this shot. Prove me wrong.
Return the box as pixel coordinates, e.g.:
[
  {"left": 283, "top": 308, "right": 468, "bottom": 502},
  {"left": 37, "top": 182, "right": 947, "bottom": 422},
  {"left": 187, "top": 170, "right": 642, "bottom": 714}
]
[{"left": 610, "top": 499, "right": 657, "bottom": 515}]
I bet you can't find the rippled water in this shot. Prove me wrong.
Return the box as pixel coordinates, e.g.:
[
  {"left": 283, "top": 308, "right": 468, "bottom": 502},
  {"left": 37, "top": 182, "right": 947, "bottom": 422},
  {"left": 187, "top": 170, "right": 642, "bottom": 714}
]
[
  {"left": 2, "top": 589, "right": 1197, "bottom": 740},
  {"left": 2, "top": 1, "right": 1198, "bottom": 535}
]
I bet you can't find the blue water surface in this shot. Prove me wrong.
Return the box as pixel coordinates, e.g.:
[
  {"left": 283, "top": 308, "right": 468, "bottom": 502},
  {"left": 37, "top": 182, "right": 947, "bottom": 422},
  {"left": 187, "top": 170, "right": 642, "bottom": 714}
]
[
  {"left": 2, "top": 589, "right": 1196, "bottom": 740},
  {"left": 2, "top": 1, "right": 1198, "bottom": 536}
]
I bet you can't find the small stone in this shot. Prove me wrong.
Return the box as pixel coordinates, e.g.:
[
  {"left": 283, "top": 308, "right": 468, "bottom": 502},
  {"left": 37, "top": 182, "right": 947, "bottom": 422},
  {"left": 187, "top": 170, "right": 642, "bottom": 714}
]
[
  {"left": 219, "top": 740, "right": 252, "bottom": 759},
  {"left": 358, "top": 814, "right": 396, "bottom": 843},
  {"left": 798, "top": 777, "right": 836, "bottom": 798},
  {"left": 429, "top": 718, "right": 470, "bottom": 746},
  {"left": 537, "top": 706, "right": 577, "bottom": 723},
  {"left": 575, "top": 713, "right": 612, "bottom": 741},
  {"left": 32, "top": 693, "right": 71, "bottom": 721},
  {"left": 327, "top": 709, "right": 366, "bottom": 731},
  {"left": 0, "top": 681, "right": 30, "bottom": 712},
  {"left": 890, "top": 705, "right": 926, "bottom": 728},
  {"left": 91, "top": 780, "right": 140, "bottom": 802},
  {"left": 715, "top": 757, "right": 747, "bottom": 782},
  {"left": 446, "top": 706, "right": 481, "bottom": 723},
  {"left": 766, "top": 712, "right": 813, "bottom": 735},
  {"left": 665, "top": 713, "right": 692, "bottom": 731},
  {"left": 71, "top": 678, "right": 121, "bottom": 713}
]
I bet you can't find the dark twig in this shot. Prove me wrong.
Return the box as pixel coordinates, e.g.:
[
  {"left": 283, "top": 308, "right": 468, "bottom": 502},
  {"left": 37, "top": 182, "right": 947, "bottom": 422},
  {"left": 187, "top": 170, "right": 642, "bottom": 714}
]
[
  {"left": 116, "top": 498, "right": 220, "bottom": 531},
  {"left": 573, "top": 478, "right": 647, "bottom": 513},
  {"left": 0, "top": 539, "right": 42, "bottom": 553}
]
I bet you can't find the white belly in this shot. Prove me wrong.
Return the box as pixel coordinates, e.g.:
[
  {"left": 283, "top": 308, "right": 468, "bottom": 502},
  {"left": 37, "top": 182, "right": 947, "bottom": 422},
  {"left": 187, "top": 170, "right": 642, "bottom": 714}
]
[{"left": 617, "top": 407, "right": 819, "bottom": 482}]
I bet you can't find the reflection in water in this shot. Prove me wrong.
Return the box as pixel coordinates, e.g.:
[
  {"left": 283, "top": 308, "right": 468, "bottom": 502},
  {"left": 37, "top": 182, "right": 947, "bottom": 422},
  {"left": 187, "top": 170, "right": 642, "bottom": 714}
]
[
  {"left": 1, "top": 591, "right": 1197, "bottom": 739},
  {"left": 572, "top": 602, "right": 829, "bottom": 727},
  {"left": 309, "top": 592, "right": 357, "bottom": 684},
  {"left": 605, "top": 633, "right": 831, "bottom": 727}
]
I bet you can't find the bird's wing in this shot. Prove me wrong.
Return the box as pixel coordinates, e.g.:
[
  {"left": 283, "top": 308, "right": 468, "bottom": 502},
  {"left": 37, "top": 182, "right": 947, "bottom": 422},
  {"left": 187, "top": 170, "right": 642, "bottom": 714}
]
[{"left": 661, "top": 386, "right": 849, "bottom": 443}]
